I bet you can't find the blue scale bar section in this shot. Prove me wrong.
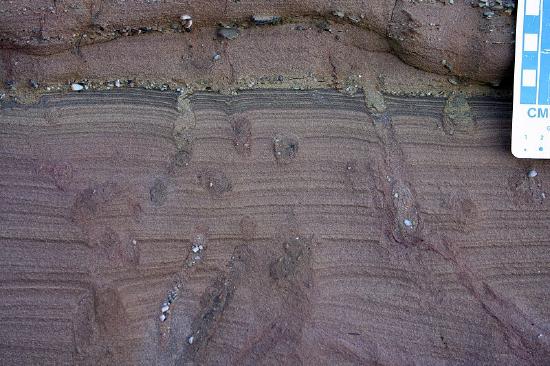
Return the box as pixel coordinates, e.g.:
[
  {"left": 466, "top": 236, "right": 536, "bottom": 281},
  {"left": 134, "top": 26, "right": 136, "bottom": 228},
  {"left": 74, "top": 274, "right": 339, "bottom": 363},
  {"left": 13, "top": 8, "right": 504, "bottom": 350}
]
[
  {"left": 521, "top": 2, "right": 541, "bottom": 104},
  {"left": 539, "top": 0, "right": 550, "bottom": 104}
]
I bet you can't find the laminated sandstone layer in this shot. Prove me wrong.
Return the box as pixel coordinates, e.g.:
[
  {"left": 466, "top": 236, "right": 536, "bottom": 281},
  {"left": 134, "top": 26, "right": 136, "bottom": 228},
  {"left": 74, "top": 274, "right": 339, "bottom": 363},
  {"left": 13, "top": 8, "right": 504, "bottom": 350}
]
[{"left": 0, "top": 89, "right": 549, "bottom": 365}]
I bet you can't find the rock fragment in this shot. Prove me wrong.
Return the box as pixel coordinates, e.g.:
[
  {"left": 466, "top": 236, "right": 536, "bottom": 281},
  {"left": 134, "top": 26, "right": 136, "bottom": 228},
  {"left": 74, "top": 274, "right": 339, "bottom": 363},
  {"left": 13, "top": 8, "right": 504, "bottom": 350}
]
[
  {"left": 71, "top": 83, "right": 84, "bottom": 91},
  {"left": 180, "top": 15, "right": 192, "bottom": 31},
  {"left": 251, "top": 15, "right": 281, "bottom": 25}
]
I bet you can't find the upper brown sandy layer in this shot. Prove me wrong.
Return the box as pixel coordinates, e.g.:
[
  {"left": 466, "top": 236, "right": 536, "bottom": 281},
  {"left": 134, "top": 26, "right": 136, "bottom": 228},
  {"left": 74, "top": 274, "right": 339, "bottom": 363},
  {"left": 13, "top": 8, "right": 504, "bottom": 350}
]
[
  {"left": 0, "top": 20, "right": 512, "bottom": 106},
  {"left": 0, "top": 0, "right": 514, "bottom": 84},
  {"left": 1, "top": 89, "right": 549, "bottom": 365}
]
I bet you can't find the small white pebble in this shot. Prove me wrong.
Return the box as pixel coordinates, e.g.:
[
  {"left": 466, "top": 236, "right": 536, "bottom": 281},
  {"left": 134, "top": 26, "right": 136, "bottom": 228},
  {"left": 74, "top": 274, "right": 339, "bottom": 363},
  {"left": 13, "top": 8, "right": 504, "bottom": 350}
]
[
  {"left": 132, "top": 239, "right": 137, "bottom": 245},
  {"left": 161, "top": 305, "right": 169, "bottom": 313},
  {"left": 181, "top": 15, "right": 193, "bottom": 30},
  {"left": 188, "top": 336, "right": 194, "bottom": 344},
  {"left": 192, "top": 246, "right": 200, "bottom": 253},
  {"left": 198, "top": 245, "right": 203, "bottom": 250},
  {"left": 71, "top": 83, "right": 84, "bottom": 91},
  {"left": 528, "top": 170, "right": 538, "bottom": 178},
  {"left": 393, "top": 193, "right": 399, "bottom": 198},
  {"left": 115, "top": 79, "right": 121, "bottom": 88},
  {"left": 403, "top": 219, "right": 413, "bottom": 227},
  {"left": 160, "top": 314, "right": 166, "bottom": 322}
]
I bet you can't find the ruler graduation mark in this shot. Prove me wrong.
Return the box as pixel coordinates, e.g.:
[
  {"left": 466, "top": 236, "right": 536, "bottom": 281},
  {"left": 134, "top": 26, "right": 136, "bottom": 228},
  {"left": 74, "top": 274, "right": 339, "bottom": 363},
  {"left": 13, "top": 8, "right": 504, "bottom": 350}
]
[{"left": 512, "top": 0, "right": 550, "bottom": 158}]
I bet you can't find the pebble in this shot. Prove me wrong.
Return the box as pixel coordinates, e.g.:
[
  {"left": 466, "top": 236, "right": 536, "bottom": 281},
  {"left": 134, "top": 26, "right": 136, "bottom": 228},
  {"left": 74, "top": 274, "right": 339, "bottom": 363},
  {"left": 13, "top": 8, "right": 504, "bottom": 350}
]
[
  {"left": 217, "top": 27, "right": 239, "bottom": 40},
  {"left": 29, "top": 79, "right": 39, "bottom": 89},
  {"left": 188, "top": 336, "right": 194, "bottom": 344},
  {"left": 115, "top": 79, "right": 121, "bottom": 88},
  {"left": 251, "top": 15, "right": 281, "bottom": 25},
  {"left": 160, "top": 314, "right": 166, "bottom": 322},
  {"left": 71, "top": 83, "right": 84, "bottom": 91},
  {"left": 528, "top": 170, "right": 538, "bottom": 178},
  {"left": 448, "top": 77, "right": 459, "bottom": 85},
  {"left": 181, "top": 15, "right": 192, "bottom": 32},
  {"left": 403, "top": 219, "right": 413, "bottom": 228},
  {"left": 213, "top": 53, "right": 221, "bottom": 61},
  {"left": 161, "top": 305, "right": 170, "bottom": 313}
]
